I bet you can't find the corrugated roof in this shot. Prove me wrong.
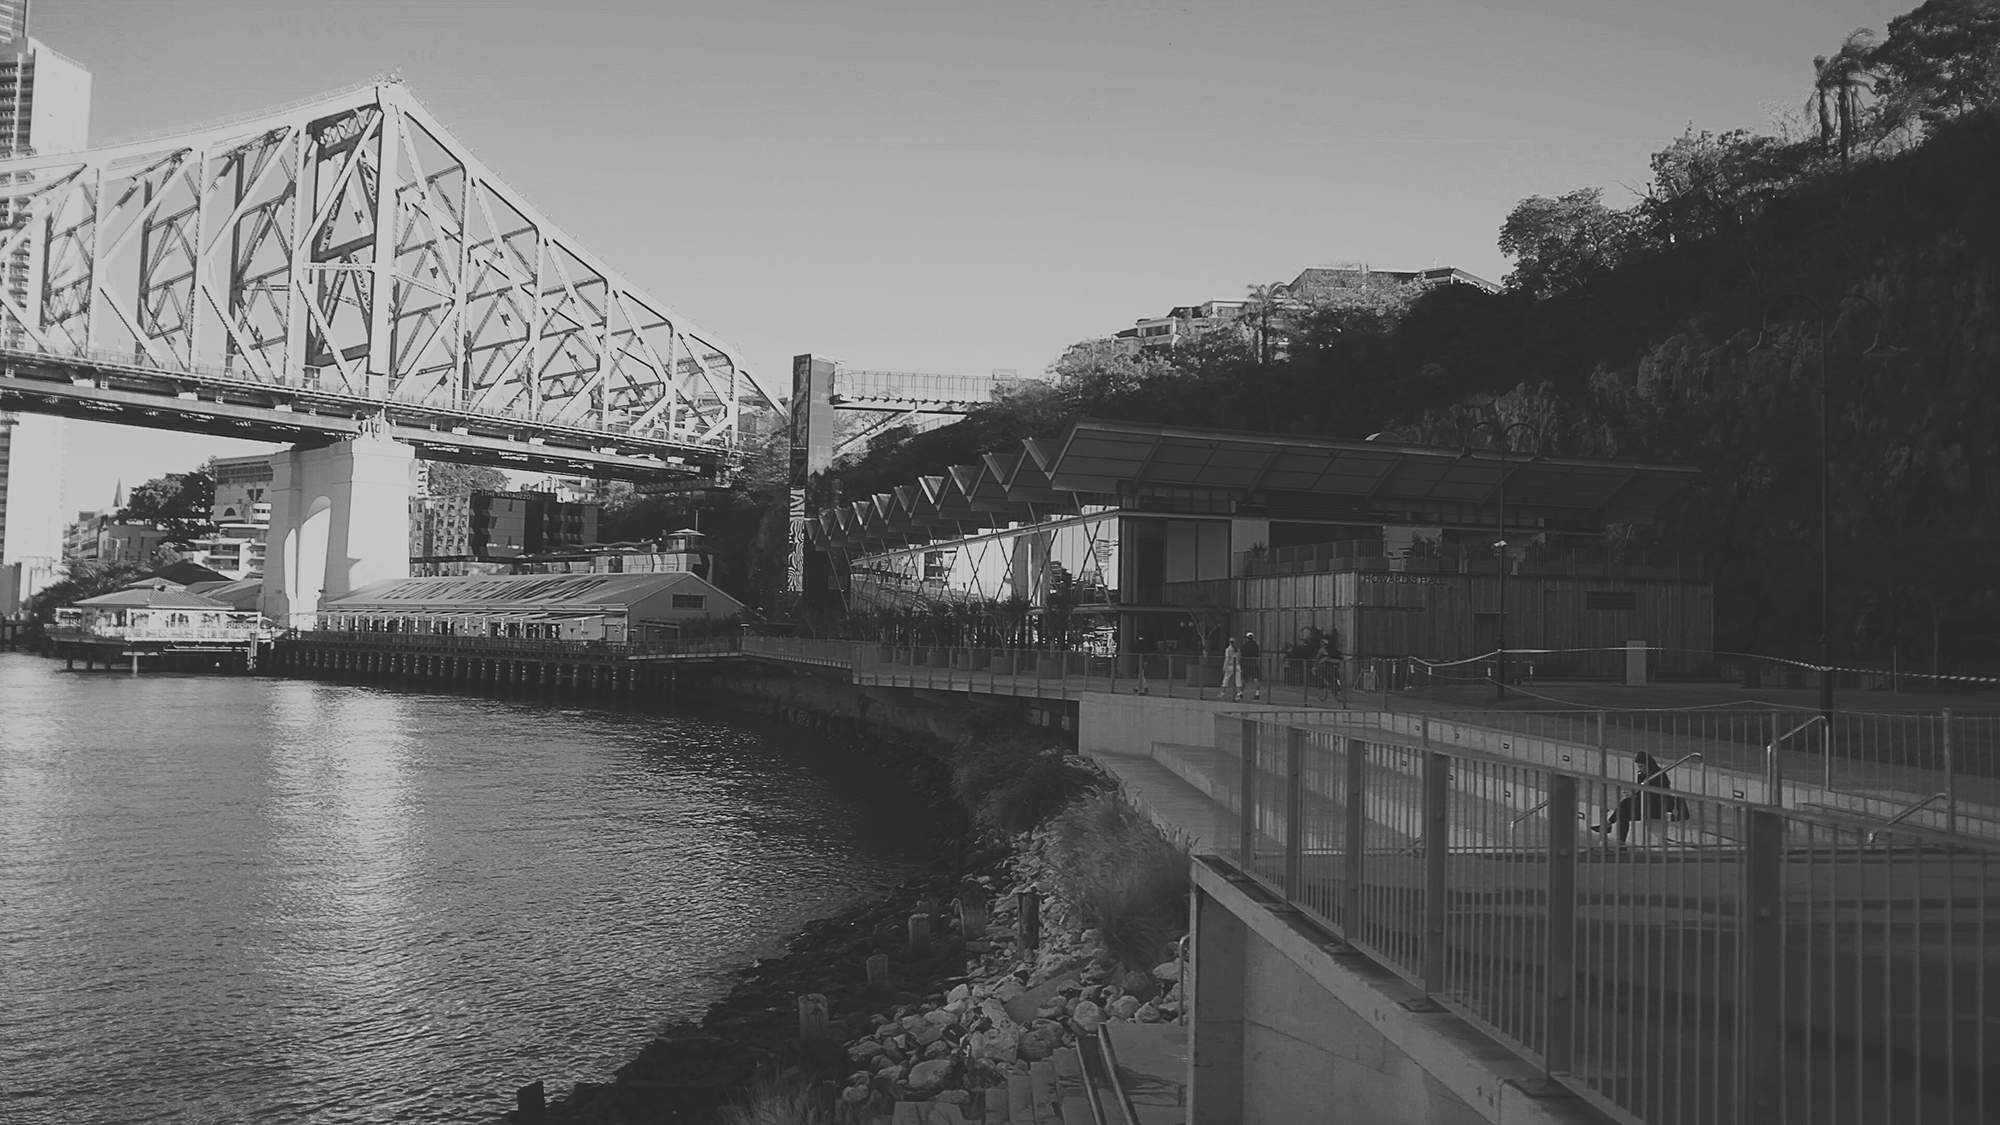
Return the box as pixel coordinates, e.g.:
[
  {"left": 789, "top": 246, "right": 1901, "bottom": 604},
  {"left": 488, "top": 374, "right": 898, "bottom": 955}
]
[
  {"left": 74, "top": 580, "right": 233, "bottom": 610},
  {"left": 1045, "top": 419, "right": 1698, "bottom": 524},
  {"left": 322, "top": 571, "right": 741, "bottom": 614}
]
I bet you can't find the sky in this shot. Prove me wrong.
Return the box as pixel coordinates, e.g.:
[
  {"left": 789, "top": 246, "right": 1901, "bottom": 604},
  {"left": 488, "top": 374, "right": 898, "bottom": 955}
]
[{"left": 29, "top": 0, "right": 1917, "bottom": 513}]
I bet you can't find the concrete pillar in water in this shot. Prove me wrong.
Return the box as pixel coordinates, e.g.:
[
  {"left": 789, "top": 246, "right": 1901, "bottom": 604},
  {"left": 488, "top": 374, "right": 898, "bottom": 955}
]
[{"left": 260, "top": 427, "right": 414, "bottom": 630}]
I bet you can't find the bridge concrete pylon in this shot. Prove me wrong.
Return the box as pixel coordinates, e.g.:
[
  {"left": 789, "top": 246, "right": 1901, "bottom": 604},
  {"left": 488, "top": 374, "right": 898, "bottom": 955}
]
[{"left": 260, "top": 425, "right": 413, "bottom": 629}]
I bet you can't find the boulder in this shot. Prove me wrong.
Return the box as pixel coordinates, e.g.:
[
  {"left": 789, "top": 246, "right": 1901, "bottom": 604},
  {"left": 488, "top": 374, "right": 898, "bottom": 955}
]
[
  {"left": 968, "top": 1024, "right": 1021, "bottom": 1062},
  {"left": 907, "top": 1058, "right": 955, "bottom": 1091},
  {"left": 848, "top": 1039, "right": 885, "bottom": 1060},
  {"left": 947, "top": 983, "right": 972, "bottom": 1004},
  {"left": 841, "top": 1085, "right": 872, "bottom": 1105},
  {"left": 1152, "top": 959, "right": 1183, "bottom": 982},
  {"left": 1070, "top": 1000, "right": 1105, "bottom": 1031},
  {"left": 913, "top": 1024, "right": 946, "bottom": 1047},
  {"left": 923, "top": 1038, "right": 954, "bottom": 1060},
  {"left": 1017, "top": 1029, "right": 1058, "bottom": 1061},
  {"left": 938, "top": 1089, "right": 973, "bottom": 1105},
  {"left": 1108, "top": 995, "right": 1142, "bottom": 1020},
  {"left": 1134, "top": 1002, "right": 1164, "bottom": 1024}
]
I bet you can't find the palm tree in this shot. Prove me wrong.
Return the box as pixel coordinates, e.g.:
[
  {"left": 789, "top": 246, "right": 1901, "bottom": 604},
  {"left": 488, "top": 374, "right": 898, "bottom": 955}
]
[
  {"left": 1244, "top": 282, "right": 1291, "bottom": 366},
  {"left": 1811, "top": 29, "right": 1878, "bottom": 165}
]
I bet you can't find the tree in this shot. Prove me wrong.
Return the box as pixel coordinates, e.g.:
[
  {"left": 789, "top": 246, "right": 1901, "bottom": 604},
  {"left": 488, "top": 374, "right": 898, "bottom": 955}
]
[
  {"left": 22, "top": 559, "right": 147, "bottom": 636},
  {"left": 1811, "top": 29, "right": 1878, "bottom": 164},
  {"left": 1496, "top": 189, "right": 1638, "bottom": 300},
  {"left": 1871, "top": 0, "right": 2000, "bottom": 126},
  {"left": 120, "top": 471, "right": 215, "bottom": 547},
  {"left": 423, "top": 461, "right": 509, "bottom": 497},
  {"left": 1244, "top": 282, "right": 1291, "bottom": 365},
  {"left": 1638, "top": 127, "right": 1810, "bottom": 244}
]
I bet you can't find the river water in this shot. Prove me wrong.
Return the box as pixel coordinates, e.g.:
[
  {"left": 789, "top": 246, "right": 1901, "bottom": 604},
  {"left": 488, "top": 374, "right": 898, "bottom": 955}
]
[{"left": 0, "top": 653, "right": 932, "bottom": 1124}]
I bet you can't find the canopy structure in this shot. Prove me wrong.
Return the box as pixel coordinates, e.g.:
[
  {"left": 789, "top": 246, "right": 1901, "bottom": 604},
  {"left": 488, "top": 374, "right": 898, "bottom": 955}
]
[{"left": 814, "top": 419, "right": 1700, "bottom": 553}]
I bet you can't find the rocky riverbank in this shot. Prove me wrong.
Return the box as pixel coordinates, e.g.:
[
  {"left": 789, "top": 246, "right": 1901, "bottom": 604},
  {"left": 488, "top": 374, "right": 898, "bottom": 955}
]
[{"left": 521, "top": 672, "right": 1191, "bottom": 1125}]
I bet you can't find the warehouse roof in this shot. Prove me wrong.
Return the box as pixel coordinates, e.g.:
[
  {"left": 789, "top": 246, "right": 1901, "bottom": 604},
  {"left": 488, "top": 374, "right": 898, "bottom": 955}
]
[{"left": 321, "top": 571, "right": 741, "bottom": 615}]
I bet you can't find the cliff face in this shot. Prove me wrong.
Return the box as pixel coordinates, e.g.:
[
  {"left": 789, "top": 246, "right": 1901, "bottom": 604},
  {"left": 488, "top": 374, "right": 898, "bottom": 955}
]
[{"left": 1414, "top": 115, "right": 2000, "bottom": 665}]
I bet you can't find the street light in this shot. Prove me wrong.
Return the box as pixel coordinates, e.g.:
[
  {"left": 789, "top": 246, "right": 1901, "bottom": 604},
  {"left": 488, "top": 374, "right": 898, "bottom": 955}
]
[
  {"left": 1460, "top": 419, "right": 1547, "bottom": 700},
  {"left": 1748, "top": 292, "right": 1904, "bottom": 727}
]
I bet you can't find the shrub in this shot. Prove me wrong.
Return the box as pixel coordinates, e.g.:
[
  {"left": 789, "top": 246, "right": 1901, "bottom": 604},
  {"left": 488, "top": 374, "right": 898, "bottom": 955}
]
[
  {"left": 1047, "top": 791, "right": 1192, "bottom": 970},
  {"left": 977, "top": 752, "right": 1108, "bottom": 835},
  {"left": 718, "top": 1075, "right": 832, "bottom": 1125}
]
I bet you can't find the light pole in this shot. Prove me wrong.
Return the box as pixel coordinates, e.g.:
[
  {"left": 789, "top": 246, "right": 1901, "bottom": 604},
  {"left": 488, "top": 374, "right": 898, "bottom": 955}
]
[
  {"left": 1461, "top": 419, "right": 1545, "bottom": 700},
  {"left": 1750, "top": 292, "right": 1901, "bottom": 727}
]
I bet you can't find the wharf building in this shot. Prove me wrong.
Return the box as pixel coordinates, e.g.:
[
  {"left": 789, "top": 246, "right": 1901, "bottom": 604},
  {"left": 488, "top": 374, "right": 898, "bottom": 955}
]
[
  {"left": 813, "top": 419, "right": 1710, "bottom": 681},
  {"left": 314, "top": 570, "right": 742, "bottom": 644},
  {"left": 0, "top": 1, "right": 89, "bottom": 614}
]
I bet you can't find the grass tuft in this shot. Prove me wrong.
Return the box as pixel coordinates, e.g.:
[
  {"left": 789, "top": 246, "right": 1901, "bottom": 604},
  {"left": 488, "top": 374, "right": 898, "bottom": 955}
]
[{"left": 1046, "top": 791, "right": 1191, "bottom": 970}]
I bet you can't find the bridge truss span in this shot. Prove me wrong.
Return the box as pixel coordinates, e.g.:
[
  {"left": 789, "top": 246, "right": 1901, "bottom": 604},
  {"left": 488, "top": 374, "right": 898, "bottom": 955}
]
[{"left": 0, "top": 78, "right": 774, "bottom": 474}]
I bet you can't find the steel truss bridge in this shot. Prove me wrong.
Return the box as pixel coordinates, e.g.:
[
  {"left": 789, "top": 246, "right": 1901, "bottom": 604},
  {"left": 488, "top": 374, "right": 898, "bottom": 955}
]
[{"left": 0, "top": 79, "right": 778, "bottom": 479}]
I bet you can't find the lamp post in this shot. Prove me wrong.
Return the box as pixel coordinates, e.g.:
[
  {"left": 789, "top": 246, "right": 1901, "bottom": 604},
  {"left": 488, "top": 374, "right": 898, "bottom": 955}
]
[
  {"left": 1750, "top": 292, "right": 1901, "bottom": 728},
  {"left": 1461, "top": 419, "right": 1546, "bottom": 700}
]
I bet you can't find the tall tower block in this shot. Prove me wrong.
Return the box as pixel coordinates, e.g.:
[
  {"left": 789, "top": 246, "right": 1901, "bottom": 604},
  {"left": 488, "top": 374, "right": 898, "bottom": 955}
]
[{"left": 0, "top": 0, "right": 89, "bottom": 611}]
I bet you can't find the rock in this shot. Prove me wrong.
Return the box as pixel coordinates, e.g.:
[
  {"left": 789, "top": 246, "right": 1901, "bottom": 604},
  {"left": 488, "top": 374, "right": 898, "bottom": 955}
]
[
  {"left": 924, "top": 1007, "right": 957, "bottom": 1027},
  {"left": 1018, "top": 1029, "right": 1058, "bottom": 1061},
  {"left": 881, "top": 1041, "right": 906, "bottom": 1063},
  {"left": 1108, "top": 995, "right": 1142, "bottom": 1020},
  {"left": 1135, "top": 1002, "right": 1163, "bottom": 1023},
  {"left": 877, "top": 1054, "right": 905, "bottom": 1072},
  {"left": 914, "top": 1023, "right": 946, "bottom": 1046},
  {"left": 849, "top": 1039, "right": 885, "bottom": 1060},
  {"left": 1152, "top": 959, "right": 1183, "bottom": 982},
  {"left": 882, "top": 1064, "right": 910, "bottom": 1084},
  {"left": 923, "top": 1038, "right": 954, "bottom": 1060},
  {"left": 1031, "top": 1018, "right": 1065, "bottom": 1037},
  {"left": 1035, "top": 1000, "right": 1067, "bottom": 1021},
  {"left": 968, "top": 1024, "right": 1021, "bottom": 1062},
  {"left": 907, "top": 1058, "right": 954, "bottom": 1091},
  {"left": 938, "top": 1088, "right": 973, "bottom": 1105},
  {"left": 849, "top": 1070, "right": 874, "bottom": 1086},
  {"left": 947, "top": 983, "right": 971, "bottom": 1004},
  {"left": 842, "top": 1085, "right": 872, "bottom": 1105},
  {"left": 991, "top": 978, "right": 1025, "bottom": 1003},
  {"left": 902, "top": 1014, "right": 929, "bottom": 1032},
  {"left": 1071, "top": 1000, "right": 1105, "bottom": 1031}
]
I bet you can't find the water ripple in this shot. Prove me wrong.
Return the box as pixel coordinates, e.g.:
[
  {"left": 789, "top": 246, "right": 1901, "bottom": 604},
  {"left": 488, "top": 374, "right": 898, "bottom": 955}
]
[{"left": 0, "top": 654, "right": 930, "bottom": 1124}]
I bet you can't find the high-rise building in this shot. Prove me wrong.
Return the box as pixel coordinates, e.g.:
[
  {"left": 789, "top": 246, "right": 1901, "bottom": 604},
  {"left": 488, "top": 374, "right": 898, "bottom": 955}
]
[{"left": 0, "top": 1, "right": 89, "bottom": 611}]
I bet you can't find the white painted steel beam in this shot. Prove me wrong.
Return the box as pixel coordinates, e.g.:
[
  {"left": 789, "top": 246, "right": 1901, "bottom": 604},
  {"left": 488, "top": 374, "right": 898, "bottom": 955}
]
[{"left": 0, "top": 78, "right": 776, "bottom": 464}]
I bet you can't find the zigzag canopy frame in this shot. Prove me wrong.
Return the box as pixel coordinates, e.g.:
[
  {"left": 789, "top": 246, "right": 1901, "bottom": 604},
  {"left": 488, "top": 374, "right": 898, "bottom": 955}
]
[{"left": 0, "top": 79, "right": 772, "bottom": 450}]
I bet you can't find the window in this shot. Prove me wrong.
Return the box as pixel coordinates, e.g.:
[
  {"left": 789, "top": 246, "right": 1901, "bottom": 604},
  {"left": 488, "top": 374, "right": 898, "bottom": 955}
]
[
  {"left": 672, "top": 594, "right": 705, "bottom": 609},
  {"left": 1586, "top": 590, "right": 1637, "bottom": 611}
]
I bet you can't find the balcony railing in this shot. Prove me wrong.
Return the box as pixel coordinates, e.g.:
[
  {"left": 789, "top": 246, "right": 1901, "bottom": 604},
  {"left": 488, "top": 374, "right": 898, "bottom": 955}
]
[
  {"left": 1233, "top": 540, "right": 1705, "bottom": 580},
  {"left": 1213, "top": 711, "right": 1998, "bottom": 1125}
]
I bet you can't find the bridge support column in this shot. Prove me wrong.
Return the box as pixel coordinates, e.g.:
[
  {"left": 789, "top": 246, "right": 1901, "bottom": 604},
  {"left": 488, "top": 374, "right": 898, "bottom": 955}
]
[{"left": 261, "top": 430, "right": 414, "bottom": 630}]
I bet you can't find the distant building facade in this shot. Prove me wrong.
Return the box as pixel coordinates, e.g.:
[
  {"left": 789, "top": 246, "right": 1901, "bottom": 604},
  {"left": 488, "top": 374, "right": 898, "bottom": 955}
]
[
  {"left": 1112, "top": 264, "right": 1498, "bottom": 351},
  {"left": 408, "top": 489, "right": 598, "bottom": 576},
  {"left": 186, "top": 453, "right": 276, "bottom": 579}
]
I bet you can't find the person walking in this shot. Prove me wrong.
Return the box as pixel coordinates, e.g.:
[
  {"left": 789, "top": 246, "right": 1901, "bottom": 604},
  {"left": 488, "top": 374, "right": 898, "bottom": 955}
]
[
  {"left": 1311, "top": 635, "right": 1342, "bottom": 703},
  {"left": 1219, "top": 635, "right": 1243, "bottom": 701},
  {"left": 1239, "top": 632, "right": 1263, "bottom": 701},
  {"left": 1592, "top": 751, "right": 1690, "bottom": 844}
]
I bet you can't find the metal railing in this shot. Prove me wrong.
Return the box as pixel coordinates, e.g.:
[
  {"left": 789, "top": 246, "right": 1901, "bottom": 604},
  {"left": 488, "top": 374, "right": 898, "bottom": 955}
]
[
  {"left": 1424, "top": 708, "right": 2000, "bottom": 837},
  {"left": 1213, "top": 711, "right": 1998, "bottom": 1125},
  {"left": 850, "top": 645, "right": 1403, "bottom": 709}
]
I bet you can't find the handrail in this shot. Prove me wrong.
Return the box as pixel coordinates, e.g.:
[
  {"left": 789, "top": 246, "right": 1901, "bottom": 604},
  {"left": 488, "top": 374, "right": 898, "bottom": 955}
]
[{"left": 1866, "top": 792, "right": 1951, "bottom": 843}]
